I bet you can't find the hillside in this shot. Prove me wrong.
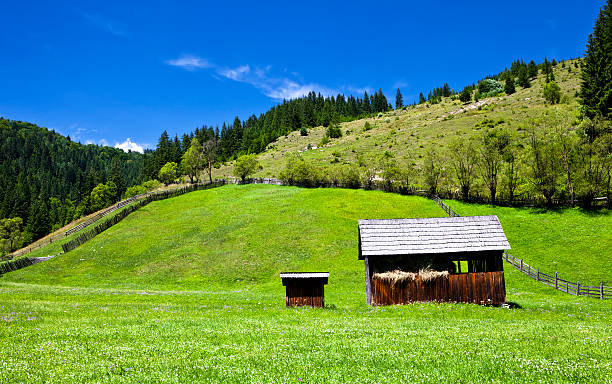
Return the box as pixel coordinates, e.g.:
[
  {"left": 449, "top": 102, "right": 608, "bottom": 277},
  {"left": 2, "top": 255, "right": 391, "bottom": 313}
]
[
  {"left": 213, "top": 60, "right": 587, "bottom": 199},
  {"left": 0, "top": 118, "right": 143, "bottom": 250},
  {"left": 0, "top": 184, "right": 610, "bottom": 382}
]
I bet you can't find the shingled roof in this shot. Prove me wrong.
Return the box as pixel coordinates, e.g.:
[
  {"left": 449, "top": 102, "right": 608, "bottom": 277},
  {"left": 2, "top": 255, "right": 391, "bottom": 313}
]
[{"left": 358, "top": 216, "right": 510, "bottom": 259}]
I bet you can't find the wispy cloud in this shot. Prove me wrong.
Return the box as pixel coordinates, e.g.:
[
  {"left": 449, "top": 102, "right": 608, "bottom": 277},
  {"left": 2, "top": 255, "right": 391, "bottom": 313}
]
[
  {"left": 115, "top": 138, "right": 145, "bottom": 154},
  {"left": 83, "top": 13, "right": 126, "bottom": 36},
  {"left": 165, "top": 54, "right": 368, "bottom": 100},
  {"left": 217, "top": 65, "right": 250, "bottom": 81},
  {"left": 216, "top": 64, "right": 337, "bottom": 100},
  {"left": 165, "top": 55, "right": 213, "bottom": 71}
]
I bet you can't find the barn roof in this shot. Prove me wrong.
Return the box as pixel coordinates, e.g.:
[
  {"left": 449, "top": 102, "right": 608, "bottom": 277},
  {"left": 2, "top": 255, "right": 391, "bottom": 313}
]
[{"left": 358, "top": 216, "right": 510, "bottom": 259}]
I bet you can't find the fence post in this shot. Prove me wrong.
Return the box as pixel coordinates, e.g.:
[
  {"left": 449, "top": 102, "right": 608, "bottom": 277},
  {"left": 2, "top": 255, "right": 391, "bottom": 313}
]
[
  {"left": 555, "top": 272, "right": 558, "bottom": 290},
  {"left": 520, "top": 259, "right": 523, "bottom": 271},
  {"left": 577, "top": 281, "right": 580, "bottom": 296},
  {"left": 601, "top": 282, "right": 604, "bottom": 300},
  {"left": 536, "top": 269, "right": 539, "bottom": 281}
]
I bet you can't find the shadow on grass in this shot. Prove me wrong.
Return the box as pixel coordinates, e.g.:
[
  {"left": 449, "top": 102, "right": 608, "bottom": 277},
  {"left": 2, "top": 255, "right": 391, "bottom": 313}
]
[{"left": 503, "top": 301, "right": 522, "bottom": 309}]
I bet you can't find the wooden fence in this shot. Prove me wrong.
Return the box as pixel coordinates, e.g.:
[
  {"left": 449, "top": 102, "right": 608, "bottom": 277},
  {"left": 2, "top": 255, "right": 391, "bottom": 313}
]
[
  {"left": 5, "top": 193, "right": 151, "bottom": 259},
  {"left": 431, "top": 196, "right": 611, "bottom": 299},
  {"left": 61, "top": 181, "right": 226, "bottom": 253}
]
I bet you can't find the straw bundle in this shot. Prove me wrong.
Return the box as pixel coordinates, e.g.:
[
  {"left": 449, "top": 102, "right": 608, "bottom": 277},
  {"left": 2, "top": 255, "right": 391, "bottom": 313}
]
[
  {"left": 372, "top": 270, "right": 417, "bottom": 286},
  {"left": 373, "top": 268, "right": 449, "bottom": 285}
]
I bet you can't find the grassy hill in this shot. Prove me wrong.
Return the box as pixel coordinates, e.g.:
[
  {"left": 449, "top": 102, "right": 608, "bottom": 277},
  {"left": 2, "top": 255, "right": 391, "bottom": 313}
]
[
  {"left": 1, "top": 185, "right": 610, "bottom": 382},
  {"left": 213, "top": 61, "right": 582, "bottom": 188}
]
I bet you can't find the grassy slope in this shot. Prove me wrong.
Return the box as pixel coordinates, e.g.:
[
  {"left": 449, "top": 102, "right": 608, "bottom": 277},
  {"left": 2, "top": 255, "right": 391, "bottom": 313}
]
[
  {"left": 445, "top": 200, "right": 612, "bottom": 286},
  {"left": 213, "top": 61, "right": 581, "bottom": 183},
  {"left": 0, "top": 185, "right": 610, "bottom": 383}
]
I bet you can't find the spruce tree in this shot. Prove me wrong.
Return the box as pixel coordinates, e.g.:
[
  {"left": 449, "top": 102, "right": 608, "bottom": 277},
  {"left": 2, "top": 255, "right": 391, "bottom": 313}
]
[
  {"left": 517, "top": 66, "right": 530, "bottom": 88},
  {"left": 363, "top": 91, "right": 371, "bottom": 114},
  {"left": 419, "top": 92, "right": 426, "bottom": 104},
  {"left": 579, "top": 0, "right": 612, "bottom": 120},
  {"left": 395, "top": 88, "right": 403, "bottom": 110},
  {"left": 504, "top": 76, "right": 516, "bottom": 95},
  {"left": 528, "top": 60, "right": 538, "bottom": 79}
]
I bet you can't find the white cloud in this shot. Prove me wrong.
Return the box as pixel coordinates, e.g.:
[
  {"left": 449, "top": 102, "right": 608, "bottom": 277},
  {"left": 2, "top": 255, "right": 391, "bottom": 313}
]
[
  {"left": 165, "top": 55, "right": 368, "bottom": 101},
  {"left": 218, "top": 65, "right": 250, "bottom": 81},
  {"left": 165, "top": 55, "right": 213, "bottom": 71},
  {"left": 217, "top": 64, "right": 337, "bottom": 100},
  {"left": 114, "top": 138, "right": 145, "bottom": 154}
]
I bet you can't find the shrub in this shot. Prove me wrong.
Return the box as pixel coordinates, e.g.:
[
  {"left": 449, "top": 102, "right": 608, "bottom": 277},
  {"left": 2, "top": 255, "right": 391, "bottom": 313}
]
[
  {"left": 459, "top": 88, "right": 472, "bottom": 103},
  {"left": 543, "top": 81, "right": 561, "bottom": 104},
  {"left": 326, "top": 124, "right": 342, "bottom": 139},
  {"left": 300, "top": 127, "right": 308, "bottom": 136},
  {"left": 233, "top": 154, "right": 260, "bottom": 181},
  {"left": 123, "top": 185, "right": 147, "bottom": 199},
  {"left": 142, "top": 180, "right": 163, "bottom": 191},
  {"left": 477, "top": 79, "right": 504, "bottom": 95},
  {"left": 363, "top": 122, "right": 372, "bottom": 131},
  {"left": 278, "top": 155, "right": 324, "bottom": 187},
  {"left": 158, "top": 162, "right": 178, "bottom": 185}
]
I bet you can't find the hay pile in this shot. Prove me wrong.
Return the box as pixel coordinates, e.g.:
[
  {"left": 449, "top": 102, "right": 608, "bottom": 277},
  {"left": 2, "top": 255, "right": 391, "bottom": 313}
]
[
  {"left": 372, "top": 270, "right": 417, "bottom": 286},
  {"left": 373, "top": 268, "right": 449, "bottom": 285},
  {"left": 418, "top": 268, "right": 449, "bottom": 282}
]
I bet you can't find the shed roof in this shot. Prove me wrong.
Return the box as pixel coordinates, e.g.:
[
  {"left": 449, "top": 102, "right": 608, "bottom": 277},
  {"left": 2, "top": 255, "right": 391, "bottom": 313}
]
[
  {"left": 279, "top": 272, "right": 329, "bottom": 279},
  {"left": 358, "top": 216, "right": 510, "bottom": 259}
]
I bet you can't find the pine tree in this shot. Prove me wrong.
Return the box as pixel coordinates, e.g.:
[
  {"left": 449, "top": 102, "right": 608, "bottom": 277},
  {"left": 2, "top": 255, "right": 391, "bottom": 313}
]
[
  {"left": 528, "top": 60, "right": 538, "bottom": 79},
  {"left": 395, "top": 88, "right": 403, "bottom": 110},
  {"left": 363, "top": 91, "right": 371, "bottom": 114},
  {"left": 579, "top": 0, "right": 612, "bottom": 119},
  {"left": 419, "top": 92, "right": 426, "bottom": 104},
  {"left": 504, "top": 76, "right": 516, "bottom": 95},
  {"left": 517, "top": 66, "right": 530, "bottom": 88}
]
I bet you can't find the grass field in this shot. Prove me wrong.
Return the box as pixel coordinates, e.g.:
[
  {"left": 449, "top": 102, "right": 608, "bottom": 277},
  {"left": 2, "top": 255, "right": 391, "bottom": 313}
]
[{"left": 1, "top": 185, "right": 611, "bottom": 383}]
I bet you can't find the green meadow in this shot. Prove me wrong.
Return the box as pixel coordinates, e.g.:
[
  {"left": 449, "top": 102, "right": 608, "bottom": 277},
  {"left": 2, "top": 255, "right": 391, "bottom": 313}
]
[{"left": 1, "top": 185, "right": 610, "bottom": 383}]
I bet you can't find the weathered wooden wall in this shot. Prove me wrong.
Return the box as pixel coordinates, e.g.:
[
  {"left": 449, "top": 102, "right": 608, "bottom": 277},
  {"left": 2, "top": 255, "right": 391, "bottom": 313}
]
[
  {"left": 371, "top": 271, "right": 506, "bottom": 306},
  {"left": 285, "top": 283, "right": 324, "bottom": 307}
]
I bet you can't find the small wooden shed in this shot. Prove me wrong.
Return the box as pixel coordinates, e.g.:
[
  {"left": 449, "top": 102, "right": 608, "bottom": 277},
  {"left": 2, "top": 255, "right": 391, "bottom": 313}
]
[
  {"left": 358, "top": 216, "right": 510, "bottom": 306},
  {"left": 280, "top": 272, "right": 329, "bottom": 307}
]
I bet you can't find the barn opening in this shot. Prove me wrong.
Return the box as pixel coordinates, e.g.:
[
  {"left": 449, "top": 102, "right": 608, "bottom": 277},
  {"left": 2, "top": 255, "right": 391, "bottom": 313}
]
[{"left": 358, "top": 216, "right": 510, "bottom": 306}]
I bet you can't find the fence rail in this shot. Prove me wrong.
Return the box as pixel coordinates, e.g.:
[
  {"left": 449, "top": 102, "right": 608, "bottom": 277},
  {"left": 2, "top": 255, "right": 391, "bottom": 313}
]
[{"left": 432, "top": 195, "right": 611, "bottom": 300}]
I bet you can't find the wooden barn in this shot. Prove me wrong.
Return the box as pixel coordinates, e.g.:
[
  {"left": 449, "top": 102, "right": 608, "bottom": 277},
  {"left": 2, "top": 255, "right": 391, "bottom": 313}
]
[
  {"left": 358, "top": 216, "right": 510, "bottom": 306},
  {"left": 280, "top": 272, "right": 329, "bottom": 307}
]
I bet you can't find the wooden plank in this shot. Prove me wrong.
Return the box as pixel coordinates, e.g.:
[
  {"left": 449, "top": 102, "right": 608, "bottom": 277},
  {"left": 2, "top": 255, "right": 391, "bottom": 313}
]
[{"left": 371, "top": 272, "right": 506, "bottom": 306}]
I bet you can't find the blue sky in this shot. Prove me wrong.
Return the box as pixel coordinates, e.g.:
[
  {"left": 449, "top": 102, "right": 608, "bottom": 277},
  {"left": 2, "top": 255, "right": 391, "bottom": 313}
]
[{"left": 0, "top": 1, "right": 604, "bottom": 152}]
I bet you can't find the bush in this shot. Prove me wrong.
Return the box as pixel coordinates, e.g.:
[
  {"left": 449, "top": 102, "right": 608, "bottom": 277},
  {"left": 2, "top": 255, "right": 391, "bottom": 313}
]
[
  {"left": 278, "top": 155, "right": 324, "bottom": 187},
  {"left": 543, "top": 81, "right": 561, "bottom": 104},
  {"left": 123, "top": 185, "right": 147, "bottom": 199},
  {"left": 142, "top": 179, "right": 163, "bottom": 191},
  {"left": 363, "top": 122, "right": 372, "bottom": 131},
  {"left": 326, "top": 124, "right": 342, "bottom": 139},
  {"left": 459, "top": 88, "right": 472, "bottom": 103},
  {"left": 477, "top": 79, "right": 504, "bottom": 97},
  {"left": 158, "top": 162, "right": 178, "bottom": 185},
  {"left": 300, "top": 127, "right": 308, "bottom": 136},
  {"left": 233, "top": 154, "right": 260, "bottom": 181}
]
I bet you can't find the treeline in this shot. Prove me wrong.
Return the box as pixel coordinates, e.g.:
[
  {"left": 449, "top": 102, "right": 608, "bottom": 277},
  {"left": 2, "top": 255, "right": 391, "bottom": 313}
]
[
  {"left": 140, "top": 90, "right": 392, "bottom": 181},
  {"left": 0, "top": 118, "right": 143, "bottom": 254},
  {"left": 419, "top": 56, "right": 574, "bottom": 105}
]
